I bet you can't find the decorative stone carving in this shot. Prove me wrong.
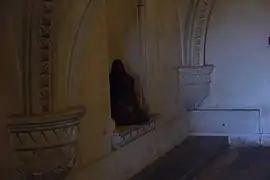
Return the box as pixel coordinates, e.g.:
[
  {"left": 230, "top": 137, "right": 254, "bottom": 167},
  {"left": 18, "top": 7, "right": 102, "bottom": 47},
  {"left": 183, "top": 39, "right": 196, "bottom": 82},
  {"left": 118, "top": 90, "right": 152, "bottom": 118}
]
[
  {"left": 112, "top": 118, "right": 155, "bottom": 150},
  {"left": 21, "top": 0, "right": 54, "bottom": 114},
  {"left": 8, "top": 107, "right": 85, "bottom": 180},
  {"left": 39, "top": 0, "right": 54, "bottom": 113},
  {"left": 178, "top": 65, "right": 214, "bottom": 110},
  {"left": 183, "top": 0, "right": 215, "bottom": 67},
  {"left": 8, "top": 0, "right": 86, "bottom": 179},
  {"left": 178, "top": 0, "right": 215, "bottom": 110},
  {"left": 191, "top": 0, "right": 214, "bottom": 66}
]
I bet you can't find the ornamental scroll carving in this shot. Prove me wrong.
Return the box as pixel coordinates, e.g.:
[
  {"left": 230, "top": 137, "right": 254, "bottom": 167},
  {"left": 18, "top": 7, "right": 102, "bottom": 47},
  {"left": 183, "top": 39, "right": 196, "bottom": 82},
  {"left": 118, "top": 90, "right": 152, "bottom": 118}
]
[{"left": 8, "top": 0, "right": 85, "bottom": 179}]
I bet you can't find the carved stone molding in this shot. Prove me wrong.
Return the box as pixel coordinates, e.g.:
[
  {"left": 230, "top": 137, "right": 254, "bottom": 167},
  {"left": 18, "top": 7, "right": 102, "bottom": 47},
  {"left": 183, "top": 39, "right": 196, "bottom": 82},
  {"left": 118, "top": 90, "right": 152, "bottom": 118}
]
[
  {"left": 178, "top": 0, "right": 215, "bottom": 110},
  {"left": 39, "top": 0, "right": 54, "bottom": 113},
  {"left": 8, "top": 0, "right": 86, "bottom": 179},
  {"left": 184, "top": 0, "right": 215, "bottom": 66},
  {"left": 8, "top": 107, "right": 85, "bottom": 180},
  {"left": 112, "top": 118, "right": 155, "bottom": 150},
  {"left": 178, "top": 65, "right": 214, "bottom": 110},
  {"left": 21, "top": 0, "right": 54, "bottom": 115}
]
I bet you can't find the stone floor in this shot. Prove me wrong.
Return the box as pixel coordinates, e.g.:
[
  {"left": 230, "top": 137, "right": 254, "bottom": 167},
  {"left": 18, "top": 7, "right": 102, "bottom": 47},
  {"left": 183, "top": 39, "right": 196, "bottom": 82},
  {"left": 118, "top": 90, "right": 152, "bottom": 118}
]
[
  {"left": 131, "top": 136, "right": 270, "bottom": 180},
  {"left": 130, "top": 136, "right": 228, "bottom": 180},
  {"left": 194, "top": 147, "right": 270, "bottom": 180}
]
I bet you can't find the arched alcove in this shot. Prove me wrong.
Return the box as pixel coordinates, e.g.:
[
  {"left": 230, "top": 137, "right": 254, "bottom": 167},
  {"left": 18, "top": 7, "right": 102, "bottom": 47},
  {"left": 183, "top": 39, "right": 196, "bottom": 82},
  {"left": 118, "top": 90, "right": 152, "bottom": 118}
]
[
  {"left": 67, "top": 0, "right": 189, "bottom": 179},
  {"left": 106, "top": 0, "right": 158, "bottom": 150}
]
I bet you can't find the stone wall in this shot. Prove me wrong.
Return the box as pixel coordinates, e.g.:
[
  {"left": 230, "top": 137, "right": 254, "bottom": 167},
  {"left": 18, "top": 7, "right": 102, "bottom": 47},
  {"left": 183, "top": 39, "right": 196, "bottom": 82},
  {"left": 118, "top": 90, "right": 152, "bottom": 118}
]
[
  {"left": 189, "top": 0, "right": 270, "bottom": 145},
  {"left": 0, "top": 0, "right": 189, "bottom": 179}
]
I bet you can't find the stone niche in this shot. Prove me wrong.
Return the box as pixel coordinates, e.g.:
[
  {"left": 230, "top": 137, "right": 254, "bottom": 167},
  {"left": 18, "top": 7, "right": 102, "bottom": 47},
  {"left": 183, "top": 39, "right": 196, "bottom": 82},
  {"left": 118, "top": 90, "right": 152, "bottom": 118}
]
[
  {"left": 178, "top": 0, "right": 215, "bottom": 110},
  {"left": 109, "top": 60, "right": 157, "bottom": 150},
  {"left": 108, "top": 0, "right": 157, "bottom": 150}
]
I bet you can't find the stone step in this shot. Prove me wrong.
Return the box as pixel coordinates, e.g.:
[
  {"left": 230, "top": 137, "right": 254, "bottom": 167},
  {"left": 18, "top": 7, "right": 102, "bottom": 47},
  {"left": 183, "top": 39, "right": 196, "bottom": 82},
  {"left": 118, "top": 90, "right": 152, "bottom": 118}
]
[{"left": 130, "top": 136, "right": 228, "bottom": 180}]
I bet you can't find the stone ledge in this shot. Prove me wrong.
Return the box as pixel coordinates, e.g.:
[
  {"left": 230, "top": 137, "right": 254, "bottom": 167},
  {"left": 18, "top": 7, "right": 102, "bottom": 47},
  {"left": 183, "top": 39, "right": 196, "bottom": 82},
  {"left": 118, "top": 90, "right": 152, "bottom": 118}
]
[
  {"left": 67, "top": 115, "right": 188, "bottom": 180},
  {"left": 112, "top": 117, "right": 156, "bottom": 150}
]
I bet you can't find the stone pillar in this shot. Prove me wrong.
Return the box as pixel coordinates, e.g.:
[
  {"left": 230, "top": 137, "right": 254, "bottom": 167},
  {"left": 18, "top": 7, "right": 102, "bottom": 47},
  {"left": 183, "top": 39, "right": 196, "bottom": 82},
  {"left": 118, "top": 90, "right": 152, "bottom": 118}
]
[{"left": 6, "top": 0, "right": 85, "bottom": 179}]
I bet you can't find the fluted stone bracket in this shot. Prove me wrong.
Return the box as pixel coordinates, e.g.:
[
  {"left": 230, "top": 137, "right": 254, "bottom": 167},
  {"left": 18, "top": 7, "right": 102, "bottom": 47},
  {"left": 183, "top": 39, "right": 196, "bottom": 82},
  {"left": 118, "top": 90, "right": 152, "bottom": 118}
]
[
  {"left": 178, "top": 65, "right": 214, "bottom": 110},
  {"left": 8, "top": 107, "right": 85, "bottom": 180}
]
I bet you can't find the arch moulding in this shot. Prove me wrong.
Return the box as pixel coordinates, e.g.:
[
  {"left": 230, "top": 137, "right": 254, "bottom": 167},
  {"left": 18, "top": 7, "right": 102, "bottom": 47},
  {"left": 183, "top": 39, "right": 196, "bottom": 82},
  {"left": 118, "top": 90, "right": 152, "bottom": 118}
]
[{"left": 178, "top": 0, "right": 215, "bottom": 110}]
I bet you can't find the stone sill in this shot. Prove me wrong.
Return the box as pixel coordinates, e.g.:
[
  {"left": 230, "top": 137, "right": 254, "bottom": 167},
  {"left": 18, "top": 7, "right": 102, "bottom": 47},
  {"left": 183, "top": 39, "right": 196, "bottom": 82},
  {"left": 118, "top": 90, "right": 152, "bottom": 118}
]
[
  {"left": 67, "top": 114, "right": 187, "bottom": 180},
  {"left": 111, "top": 115, "right": 158, "bottom": 150}
]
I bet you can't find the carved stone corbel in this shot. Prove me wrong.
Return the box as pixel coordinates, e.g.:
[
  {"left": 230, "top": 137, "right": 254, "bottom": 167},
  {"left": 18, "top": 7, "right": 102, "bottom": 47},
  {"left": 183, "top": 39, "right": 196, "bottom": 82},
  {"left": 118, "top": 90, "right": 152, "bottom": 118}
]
[
  {"left": 178, "top": 65, "right": 214, "bottom": 110},
  {"left": 8, "top": 107, "right": 85, "bottom": 179},
  {"left": 7, "top": 0, "right": 85, "bottom": 179},
  {"left": 178, "top": 0, "right": 215, "bottom": 110}
]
